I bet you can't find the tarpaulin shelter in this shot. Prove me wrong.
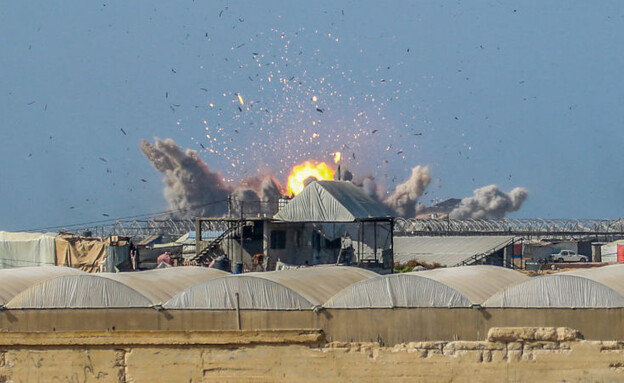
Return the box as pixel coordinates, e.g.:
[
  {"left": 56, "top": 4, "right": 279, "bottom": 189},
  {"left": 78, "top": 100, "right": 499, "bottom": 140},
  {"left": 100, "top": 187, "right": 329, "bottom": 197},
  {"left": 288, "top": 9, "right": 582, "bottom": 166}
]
[
  {"left": 0, "top": 231, "right": 57, "bottom": 268},
  {"left": 55, "top": 233, "right": 108, "bottom": 273}
]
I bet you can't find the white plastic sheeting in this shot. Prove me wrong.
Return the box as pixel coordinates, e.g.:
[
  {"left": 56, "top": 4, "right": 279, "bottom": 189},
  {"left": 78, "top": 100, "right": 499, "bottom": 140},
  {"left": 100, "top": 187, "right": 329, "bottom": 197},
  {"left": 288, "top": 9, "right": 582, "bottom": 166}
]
[
  {"left": 274, "top": 181, "right": 393, "bottom": 222},
  {"left": 248, "top": 266, "right": 378, "bottom": 305},
  {"left": 99, "top": 266, "right": 228, "bottom": 304},
  {"left": 0, "top": 266, "right": 85, "bottom": 305},
  {"left": 164, "top": 275, "right": 313, "bottom": 310},
  {"left": 7, "top": 275, "right": 153, "bottom": 309},
  {"left": 483, "top": 274, "right": 624, "bottom": 308},
  {"left": 0, "top": 231, "right": 57, "bottom": 268},
  {"left": 416, "top": 266, "right": 528, "bottom": 304},
  {"left": 325, "top": 274, "right": 472, "bottom": 308},
  {"left": 565, "top": 264, "right": 624, "bottom": 296},
  {"left": 393, "top": 236, "right": 516, "bottom": 266}
]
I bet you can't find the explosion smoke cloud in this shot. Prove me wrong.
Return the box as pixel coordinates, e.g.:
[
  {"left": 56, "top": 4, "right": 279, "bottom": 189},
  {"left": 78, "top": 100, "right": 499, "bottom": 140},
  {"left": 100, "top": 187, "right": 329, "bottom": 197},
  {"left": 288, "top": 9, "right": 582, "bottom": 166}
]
[
  {"left": 140, "top": 138, "right": 283, "bottom": 218},
  {"left": 141, "top": 139, "right": 528, "bottom": 220},
  {"left": 383, "top": 166, "right": 431, "bottom": 217},
  {"left": 449, "top": 185, "right": 529, "bottom": 219}
]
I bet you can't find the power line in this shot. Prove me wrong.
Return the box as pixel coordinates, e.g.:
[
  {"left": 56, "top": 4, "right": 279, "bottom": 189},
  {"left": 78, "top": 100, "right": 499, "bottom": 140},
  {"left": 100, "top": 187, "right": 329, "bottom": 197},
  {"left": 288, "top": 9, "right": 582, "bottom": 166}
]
[{"left": 18, "top": 199, "right": 228, "bottom": 233}]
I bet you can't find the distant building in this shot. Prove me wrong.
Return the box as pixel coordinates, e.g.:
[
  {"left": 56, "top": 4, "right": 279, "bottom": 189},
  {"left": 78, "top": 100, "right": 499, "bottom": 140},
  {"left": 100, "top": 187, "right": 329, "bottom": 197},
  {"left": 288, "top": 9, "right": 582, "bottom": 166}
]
[{"left": 194, "top": 180, "right": 395, "bottom": 273}]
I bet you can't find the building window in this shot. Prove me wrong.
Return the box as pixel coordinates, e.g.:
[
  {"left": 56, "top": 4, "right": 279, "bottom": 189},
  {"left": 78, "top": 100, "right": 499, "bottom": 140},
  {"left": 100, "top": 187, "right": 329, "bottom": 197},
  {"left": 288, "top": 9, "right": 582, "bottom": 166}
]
[{"left": 270, "top": 230, "right": 286, "bottom": 249}]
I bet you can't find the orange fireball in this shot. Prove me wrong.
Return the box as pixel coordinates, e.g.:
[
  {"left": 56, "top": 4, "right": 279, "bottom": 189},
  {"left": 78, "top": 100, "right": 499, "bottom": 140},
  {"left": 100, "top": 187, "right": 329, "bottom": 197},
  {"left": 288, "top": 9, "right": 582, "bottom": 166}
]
[{"left": 287, "top": 161, "right": 335, "bottom": 196}]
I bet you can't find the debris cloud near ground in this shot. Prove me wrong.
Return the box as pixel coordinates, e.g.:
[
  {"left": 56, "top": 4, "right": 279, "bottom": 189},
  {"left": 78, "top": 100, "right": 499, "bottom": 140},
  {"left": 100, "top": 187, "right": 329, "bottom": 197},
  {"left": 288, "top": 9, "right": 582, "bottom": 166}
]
[{"left": 449, "top": 185, "right": 529, "bottom": 219}]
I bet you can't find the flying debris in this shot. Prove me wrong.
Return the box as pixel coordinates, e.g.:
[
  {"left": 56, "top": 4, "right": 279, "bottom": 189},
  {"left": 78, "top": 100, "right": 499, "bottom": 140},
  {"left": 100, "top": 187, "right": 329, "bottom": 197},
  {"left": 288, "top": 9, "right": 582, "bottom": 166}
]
[
  {"left": 102, "top": 213, "right": 109, "bottom": 217},
  {"left": 120, "top": 128, "right": 127, "bottom": 135},
  {"left": 99, "top": 157, "right": 107, "bottom": 162},
  {"left": 141, "top": 179, "right": 147, "bottom": 183},
  {"left": 236, "top": 93, "right": 245, "bottom": 105},
  {"left": 171, "top": 68, "right": 176, "bottom": 73},
  {"left": 316, "top": 108, "right": 324, "bottom": 113}
]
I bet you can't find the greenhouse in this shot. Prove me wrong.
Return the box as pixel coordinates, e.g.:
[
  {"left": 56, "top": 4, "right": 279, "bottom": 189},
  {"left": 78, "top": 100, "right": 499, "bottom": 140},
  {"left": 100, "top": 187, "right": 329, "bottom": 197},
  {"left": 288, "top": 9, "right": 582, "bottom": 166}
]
[
  {"left": 484, "top": 265, "right": 624, "bottom": 308},
  {"left": 98, "top": 266, "right": 228, "bottom": 304},
  {"left": 6, "top": 274, "right": 153, "bottom": 309},
  {"left": 0, "top": 266, "right": 85, "bottom": 305},
  {"left": 325, "top": 265, "right": 527, "bottom": 308}
]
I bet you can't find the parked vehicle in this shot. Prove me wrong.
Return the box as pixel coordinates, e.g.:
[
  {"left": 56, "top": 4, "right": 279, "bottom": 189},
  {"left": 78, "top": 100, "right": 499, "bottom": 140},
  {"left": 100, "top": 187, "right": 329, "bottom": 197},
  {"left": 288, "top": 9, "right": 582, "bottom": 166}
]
[{"left": 549, "top": 250, "right": 588, "bottom": 263}]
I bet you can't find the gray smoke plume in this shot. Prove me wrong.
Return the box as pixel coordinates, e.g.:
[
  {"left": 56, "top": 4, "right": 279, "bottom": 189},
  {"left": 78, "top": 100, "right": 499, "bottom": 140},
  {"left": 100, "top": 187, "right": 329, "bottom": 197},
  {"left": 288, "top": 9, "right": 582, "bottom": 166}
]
[
  {"left": 239, "top": 174, "right": 284, "bottom": 202},
  {"left": 259, "top": 176, "right": 283, "bottom": 202},
  {"left": 384, "top": 166, "right": 431, "bottom": 217},
  {"left": 230, "top": 188, "right": 262, "bottom": 216},
  {"left": 140, "top": 138, "right": 285, "bottom": 218},
  {"left": 140, "top": 138, "right": 230, "bottom": 218},
  {"left": 360, "top": 177, "right": 380, "bottom": 200},
  {"left": 449, "top": 185, "right": 529, "bottom": 219}
]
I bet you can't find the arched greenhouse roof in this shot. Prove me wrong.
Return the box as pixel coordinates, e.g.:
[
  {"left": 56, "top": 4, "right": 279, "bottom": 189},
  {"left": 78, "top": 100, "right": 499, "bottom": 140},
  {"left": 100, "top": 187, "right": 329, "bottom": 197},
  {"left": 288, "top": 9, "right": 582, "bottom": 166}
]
[
  {"left": 564, "top": 264, "right": 624, "bottom": 296},
  {"left": 99, "top": 266, "right": 228, "bottom": 304},
  {"left": 248, "top": 265, "right": 378, "bottom": 305},
  {"left": 0, "top": 266, "right": 86, "bottom": 306},
  {"left": 164, "top": 275, "right": 314, "bottom": 310},
  {"left": 7, "top": 274, "right": 153, "bottom": 309},
  {"left": 325, "top": 265, "right": 528, "bottom": 308},
  {"left": 416, "top": 265, "right": 528, "bottom": 304},
  {"left": 325, "top": 274, "right": 472, "bottom": 308},
  {"left": 483, "top": 274, "right": 624, "bottom": 308}
]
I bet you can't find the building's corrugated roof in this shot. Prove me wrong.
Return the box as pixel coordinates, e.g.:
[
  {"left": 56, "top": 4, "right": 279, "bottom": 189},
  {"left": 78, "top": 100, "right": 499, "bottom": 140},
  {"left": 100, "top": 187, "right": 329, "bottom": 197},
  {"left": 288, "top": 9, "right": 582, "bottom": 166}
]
[
  {"left": 137, "top": 234, "right": 162, "bottom": 247},
  {"left": 274, "top": 181, "right": 393, "bottom": 222},
  {"left": 393, "top": 236, "right": 516, "bottom": 266}
]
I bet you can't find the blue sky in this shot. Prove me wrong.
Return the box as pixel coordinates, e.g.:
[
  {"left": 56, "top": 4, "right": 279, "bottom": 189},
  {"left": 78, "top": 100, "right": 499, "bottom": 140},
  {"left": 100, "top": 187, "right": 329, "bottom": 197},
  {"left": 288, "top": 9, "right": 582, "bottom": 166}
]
[{"left": 1, "top": 1, "right": 623, "bottom": 231}]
